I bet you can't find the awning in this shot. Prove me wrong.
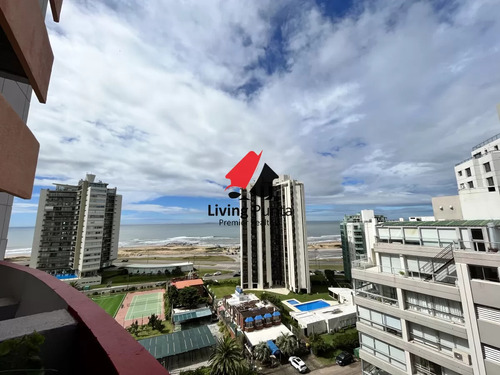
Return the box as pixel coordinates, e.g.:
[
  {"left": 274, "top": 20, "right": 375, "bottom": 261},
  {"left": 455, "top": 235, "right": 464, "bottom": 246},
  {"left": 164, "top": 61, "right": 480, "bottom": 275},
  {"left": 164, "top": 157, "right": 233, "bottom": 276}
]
[
  {"left": 254, "top": 315, "right": 263, "bottom": 320},
  {"left": 266, "top": 340, "right": 281, "bottom": 356},
  {"left": 245, "top": 317, "right": 254, "bottom": 323},
  {"left": 264, "top": 313, "right": 272, "bottom": 318},
  {"left": 272, "top": 311, "right": 280, "bottom": 316}
]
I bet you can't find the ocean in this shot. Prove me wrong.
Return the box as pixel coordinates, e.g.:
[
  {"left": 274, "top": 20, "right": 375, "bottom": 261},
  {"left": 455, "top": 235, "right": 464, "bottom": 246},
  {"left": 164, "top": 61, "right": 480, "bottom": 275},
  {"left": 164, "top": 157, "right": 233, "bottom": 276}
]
[{"left": 6, "top": 221, "right": 341, "bottom": 258}]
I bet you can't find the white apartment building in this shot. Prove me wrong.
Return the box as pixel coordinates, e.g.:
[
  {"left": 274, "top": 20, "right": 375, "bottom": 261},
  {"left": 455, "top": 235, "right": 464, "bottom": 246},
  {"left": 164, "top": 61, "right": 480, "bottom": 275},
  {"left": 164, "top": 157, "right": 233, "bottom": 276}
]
[
  {"left": 240, "top": 174, "right": 310, "bottom": 293},
  {"left": 30, "top": 174, "right": 122, "bottom": 284},
  {"left": 340, "top": 210, "right": 387, "bottom": 282},
  {"left": 434, "top": 105, "right": 500, "bottom": 220},
  {"left": 353, "top": 220, "right": 500, "bottom": 375}
]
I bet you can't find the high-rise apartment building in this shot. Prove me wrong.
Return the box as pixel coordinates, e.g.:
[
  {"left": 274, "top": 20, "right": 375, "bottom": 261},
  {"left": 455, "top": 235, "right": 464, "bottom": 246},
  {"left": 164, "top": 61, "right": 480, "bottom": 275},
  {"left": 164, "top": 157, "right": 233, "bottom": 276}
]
[
  {"left": 0, "top": 0, "right": 62, "bottom": 260},
  {"left": 340, "top": 210, "right": 386, "bottom": 282},
  {"left": 353, "top": 220, "right": 500, "bottom": 375},
  {"left": 433, "top": 105, "right": 500, "bottom": 220},
  {"left": 30, "top": 174, "right": 122, "bottom": 285},
  {"left": 240, "top": 174, "right": 310, "bottom": 293}
]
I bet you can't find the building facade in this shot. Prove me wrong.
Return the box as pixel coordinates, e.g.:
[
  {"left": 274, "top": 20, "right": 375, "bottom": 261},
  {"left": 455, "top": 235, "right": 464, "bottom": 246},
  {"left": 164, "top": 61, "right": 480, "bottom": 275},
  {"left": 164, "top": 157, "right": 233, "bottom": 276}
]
[
  {"left": 30, "top": 174, "right": 122, "bottom": 282},
  {"left": 340, "top": 210, "right": 387, "bottom": 282},
  {"left": 353, "top": 220, "right": 500, "bottom": 375},
  {"left": 240, "top": 175, "right": 310, "bottom": 293},
  {"left": 0, "top": 0, "right": 63, "bottom": 260}
]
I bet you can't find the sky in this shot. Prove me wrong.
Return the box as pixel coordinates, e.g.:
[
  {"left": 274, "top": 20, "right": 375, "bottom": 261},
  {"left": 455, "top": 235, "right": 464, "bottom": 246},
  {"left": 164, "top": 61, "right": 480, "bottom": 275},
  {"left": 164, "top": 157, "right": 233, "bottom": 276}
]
[{"left": 9, "top": 0, "right": 500, "bottom": 226}]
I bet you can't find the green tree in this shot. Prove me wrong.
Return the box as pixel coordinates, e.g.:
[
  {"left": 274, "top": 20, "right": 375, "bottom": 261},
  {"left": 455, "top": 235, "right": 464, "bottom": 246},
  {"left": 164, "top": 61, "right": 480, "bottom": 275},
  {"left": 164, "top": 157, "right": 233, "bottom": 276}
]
[
  {"left": 209, "top": 336, "right": 246, "bottom": 375},
  {"left": 253, "top": 342, "right": 271, "bottom": 364},
  {"left": 178, "top": 286, "right": 202, "bottom": 309},
  {"left": 0, "top": 331, "right": 45, "bottom": 374},
  {"left": 148, "top": 314, "right": 158, "bottom": 328},
  {"left": 172, "top": 266, "right": 184, "bottom": 277},
  {"left": 276, "top": 333, "right": 299, "bottom": 357},
  {"left": 69, "top": 281, "right": 81, "bottom": 290}
]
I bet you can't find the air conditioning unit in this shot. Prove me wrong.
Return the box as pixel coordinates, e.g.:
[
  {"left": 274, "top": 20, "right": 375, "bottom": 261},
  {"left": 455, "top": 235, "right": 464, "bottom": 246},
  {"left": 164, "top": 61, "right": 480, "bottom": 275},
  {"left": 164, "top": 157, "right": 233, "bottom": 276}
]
[{"left": 453, "top": 349, "right": 471, "bottom": 365}]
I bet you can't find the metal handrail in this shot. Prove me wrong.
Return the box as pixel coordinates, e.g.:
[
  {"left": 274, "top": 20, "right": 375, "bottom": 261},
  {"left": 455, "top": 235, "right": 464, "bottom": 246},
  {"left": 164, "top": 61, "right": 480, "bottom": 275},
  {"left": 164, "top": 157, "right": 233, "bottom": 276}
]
[
  {"left": 472, "top": 132, "right": 500, "bottom": 151},
  {"left": 454, "top": 240, "right": 500, "bottom": 252},
  {"left": 455, "top": 156, "right": 473, "bottom": 166}
]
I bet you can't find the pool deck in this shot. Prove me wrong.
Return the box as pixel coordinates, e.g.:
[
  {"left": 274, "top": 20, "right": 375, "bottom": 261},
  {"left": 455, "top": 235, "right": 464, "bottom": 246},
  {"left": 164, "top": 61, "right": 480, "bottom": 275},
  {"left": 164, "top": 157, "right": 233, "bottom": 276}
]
[{"left": 283, "top": 298, "right": 337, "bottom": 312}]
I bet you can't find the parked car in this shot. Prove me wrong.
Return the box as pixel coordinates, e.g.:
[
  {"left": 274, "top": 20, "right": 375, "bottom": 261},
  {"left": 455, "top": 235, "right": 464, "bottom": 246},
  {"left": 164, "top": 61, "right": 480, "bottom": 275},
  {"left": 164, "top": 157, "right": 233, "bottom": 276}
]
[
  {"left": 336, "top": 351, "right": 354, "bottom": 366},
  {"left": 233, "top": 272, "right": 240, "bottom": 277},
  {"left": 289, "top": 356, "right": 307, "bottom": 373},
  {"left": 213, "top": 271, "right": 222, "bottom": 276},
  {"left": 204, "top": 273, "right": 212, "bottom": 277}
]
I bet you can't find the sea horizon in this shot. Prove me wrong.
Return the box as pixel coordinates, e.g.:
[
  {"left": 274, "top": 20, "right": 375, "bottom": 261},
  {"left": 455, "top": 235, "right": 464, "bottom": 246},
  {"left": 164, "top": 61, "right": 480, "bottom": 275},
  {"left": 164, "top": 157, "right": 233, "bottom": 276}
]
[{"left": 6, "top": 221, "right": 341, "bottom": 257}]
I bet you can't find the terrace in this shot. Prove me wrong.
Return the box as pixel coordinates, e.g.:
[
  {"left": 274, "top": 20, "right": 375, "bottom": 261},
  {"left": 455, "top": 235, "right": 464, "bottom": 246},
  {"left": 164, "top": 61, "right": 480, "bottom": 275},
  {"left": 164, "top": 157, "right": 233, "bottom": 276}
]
[{"left": 0, "top": 261, "right": 168, "bottom": 374}]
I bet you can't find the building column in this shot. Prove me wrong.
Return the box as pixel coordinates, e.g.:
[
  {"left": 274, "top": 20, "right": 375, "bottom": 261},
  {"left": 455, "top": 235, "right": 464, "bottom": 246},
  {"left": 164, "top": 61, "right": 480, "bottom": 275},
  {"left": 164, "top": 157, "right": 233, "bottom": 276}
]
[{"left": 0, "top": 192, "right": 14, "bottom": 260}]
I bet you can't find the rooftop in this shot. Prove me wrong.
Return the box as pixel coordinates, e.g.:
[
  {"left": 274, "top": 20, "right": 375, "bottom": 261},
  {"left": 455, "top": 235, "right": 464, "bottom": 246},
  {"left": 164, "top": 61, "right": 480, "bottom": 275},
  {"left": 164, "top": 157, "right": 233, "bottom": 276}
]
[
  {"left": 379, "top": 220, "right": 500, "bottom": 227},
  {"left": 172, "top": 307, "right": 212, "bottom": 323},
  {"left": 139, "top": 326, "right": 216, "bottom": 359},
  {"left": 245, "top": 324, "right": 293, "bottom": 347},
  {"left": 172, "top": 279, "right": 204, "bottom": 289}
]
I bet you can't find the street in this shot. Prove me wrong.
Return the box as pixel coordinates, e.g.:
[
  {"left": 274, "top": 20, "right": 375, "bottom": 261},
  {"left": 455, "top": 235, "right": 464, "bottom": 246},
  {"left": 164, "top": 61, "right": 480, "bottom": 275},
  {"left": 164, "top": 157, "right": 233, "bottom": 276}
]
[{"left": 260, "top": 360, "right": 360, "bottom": 375}]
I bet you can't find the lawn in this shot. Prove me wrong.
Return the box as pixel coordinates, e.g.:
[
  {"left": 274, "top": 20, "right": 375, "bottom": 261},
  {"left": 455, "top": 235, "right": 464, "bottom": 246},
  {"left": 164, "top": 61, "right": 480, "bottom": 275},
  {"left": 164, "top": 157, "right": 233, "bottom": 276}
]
[
  {"left": 129, "top": 320, "right": 173, "bottom": 340},
  {"left": 250, "top": 286, "right": 332, "bottom": 304},
  {"left": 209, "top": 284, "right": 239, "bottom": 298},
  {"left": 91, "top": 293, "right": 126, "bottom": 317}
]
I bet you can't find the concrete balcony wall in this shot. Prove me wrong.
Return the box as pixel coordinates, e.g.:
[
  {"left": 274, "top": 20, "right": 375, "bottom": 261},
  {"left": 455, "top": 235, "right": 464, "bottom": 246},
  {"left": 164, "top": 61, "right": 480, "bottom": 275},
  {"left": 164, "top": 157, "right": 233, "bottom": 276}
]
[
  {"left": 354, "top": 296, "right": 467, "bottom": 339},
  {"left": 0, "top": 261, "right": 168, "bottom": 375},
  {"left": 478, "top": 319, "right": 500, "bottom": 348},
  {"left": 352, "top": 268, "right": 461, "bottom": 302},
  {"left": 485, "top": 359, "right": 500, "bottom": 375},
  {"left": 357, "top": 322, "right": 473, "bottom": 375},
  {"left": 375, "top": 242, "right": 445, "bottom": 258},
  {"left": 471, "top": 280, "right": 500, "bottom": 310},
  {"left": 454, "top": 251, "right": 500, "bottom": 268}
]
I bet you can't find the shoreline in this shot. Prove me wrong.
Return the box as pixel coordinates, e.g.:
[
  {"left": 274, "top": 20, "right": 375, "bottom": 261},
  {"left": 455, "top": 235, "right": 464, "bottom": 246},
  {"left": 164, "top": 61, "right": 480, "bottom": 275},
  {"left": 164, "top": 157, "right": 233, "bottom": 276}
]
[{"left": 5, "top": 241, "right": 341, "bottom": 263}]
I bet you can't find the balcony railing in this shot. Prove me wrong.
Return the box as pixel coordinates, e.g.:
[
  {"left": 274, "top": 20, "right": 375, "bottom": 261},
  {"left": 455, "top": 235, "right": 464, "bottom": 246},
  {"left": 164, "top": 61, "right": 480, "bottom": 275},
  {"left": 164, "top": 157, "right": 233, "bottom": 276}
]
[
  {"left": 352, "top": 259, "right": 376, "bottom": 270},
  {"left": 355, "top": 290, "right": 399, "bottom": 307},
  {"left": 454, "top": 239, "right": 500, "bottom": 253}
]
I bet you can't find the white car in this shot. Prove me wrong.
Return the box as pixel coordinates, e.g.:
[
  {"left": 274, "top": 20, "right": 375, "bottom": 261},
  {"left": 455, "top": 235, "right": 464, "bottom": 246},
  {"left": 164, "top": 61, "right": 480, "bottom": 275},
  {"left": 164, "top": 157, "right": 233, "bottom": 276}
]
[
  {"left": 213, "top": 271, "right": 222, "bottom": 276},
  {"left": 289, "top": 356, "right": 307, "bottom": 373}
]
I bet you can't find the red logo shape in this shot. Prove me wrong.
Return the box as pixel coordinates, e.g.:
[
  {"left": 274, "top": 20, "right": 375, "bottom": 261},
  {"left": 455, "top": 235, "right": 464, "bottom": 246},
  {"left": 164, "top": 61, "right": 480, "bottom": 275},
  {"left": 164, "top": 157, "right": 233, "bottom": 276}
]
[{"left": 225, "top": 151, "right": 262, "bottom": 190}]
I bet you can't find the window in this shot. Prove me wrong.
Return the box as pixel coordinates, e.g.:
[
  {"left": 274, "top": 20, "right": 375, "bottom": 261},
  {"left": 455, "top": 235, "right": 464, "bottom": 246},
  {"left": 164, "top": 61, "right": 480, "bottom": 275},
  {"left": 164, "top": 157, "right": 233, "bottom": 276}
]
[
  {"left": 358, "top": 306, "right": 402, "bottom": 337},
  {"left": 360, "top": 334, "right": 406, "bottom": 370},
  {"left": 405, "top": 291, "right": 464, "bottom": 323},
  {"left": 470, "top": 265, "right": 499, "bottom": 282},
  {"left": 468, "top": 181, "right": 474, "bottom": 188},
  {"left": 465, "top": 168, "right": 471, "bottom": 177},
  {"left": 460, "top": 183, "right": 465, "bottom": 189},
  {"left": 409, "top": 322, "right": 469, "bottom": 355},
  {"left": 458, "top": 171, "right": 462, "bottom": 177},
  {"left": 487, "top": 177, "right": 494, "bottom": 186},
  {"left": 484, "top": 162, "right": 492, "bottom": 173}
]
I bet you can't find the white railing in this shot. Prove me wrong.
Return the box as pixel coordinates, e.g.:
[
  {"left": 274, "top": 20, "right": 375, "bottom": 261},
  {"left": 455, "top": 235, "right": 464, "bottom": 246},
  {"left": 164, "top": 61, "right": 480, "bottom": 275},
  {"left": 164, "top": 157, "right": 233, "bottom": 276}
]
[{"left": 454, "top": 240, "right": 500, "bottom": 253}]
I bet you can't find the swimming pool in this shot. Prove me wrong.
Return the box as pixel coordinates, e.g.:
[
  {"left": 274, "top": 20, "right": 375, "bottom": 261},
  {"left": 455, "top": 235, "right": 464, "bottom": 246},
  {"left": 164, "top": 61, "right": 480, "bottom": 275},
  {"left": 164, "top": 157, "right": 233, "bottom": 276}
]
[
  {"left": 286, "top": 299, "right": 300, "bottom": 305},
  {"left": 295, "top": 300, "right": 330, "bottom": 312}
]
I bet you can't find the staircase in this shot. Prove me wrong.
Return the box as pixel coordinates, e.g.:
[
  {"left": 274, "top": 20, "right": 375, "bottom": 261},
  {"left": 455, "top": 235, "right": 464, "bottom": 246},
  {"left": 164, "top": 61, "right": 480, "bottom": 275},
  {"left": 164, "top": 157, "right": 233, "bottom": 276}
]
[{"left": 419, "top": 243, "right": 457, "bottom": 284}]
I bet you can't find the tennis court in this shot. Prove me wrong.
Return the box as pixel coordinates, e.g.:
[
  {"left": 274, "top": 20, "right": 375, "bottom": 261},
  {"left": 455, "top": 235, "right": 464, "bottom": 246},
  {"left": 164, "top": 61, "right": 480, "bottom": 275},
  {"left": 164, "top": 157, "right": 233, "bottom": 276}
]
[{"left": 125, "top": 292, "right": 163, "bottom": 321}]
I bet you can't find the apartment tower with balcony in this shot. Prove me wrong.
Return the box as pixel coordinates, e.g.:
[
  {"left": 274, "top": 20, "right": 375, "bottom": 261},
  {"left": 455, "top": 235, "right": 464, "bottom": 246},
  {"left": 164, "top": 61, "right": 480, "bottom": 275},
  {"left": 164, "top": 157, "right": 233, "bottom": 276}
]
[
  {"left": 340, "top": 210, "right": 387, "bottom": 282},
  {"left": 353, "top": 220, "right": 500, "bottom": 375},
  {"left": 30, "top": 174, "right": 122, "bottom": 284},
  {"left": 240, "top": 174, "right": 310, "bottom": 293}
]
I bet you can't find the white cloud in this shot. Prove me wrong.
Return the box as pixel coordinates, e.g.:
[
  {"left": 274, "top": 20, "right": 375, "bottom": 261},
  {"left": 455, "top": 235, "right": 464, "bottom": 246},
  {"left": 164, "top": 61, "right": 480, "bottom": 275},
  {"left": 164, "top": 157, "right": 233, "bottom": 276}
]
[{"left": 22, "top": 0, "right": 500, "bottom": 221}]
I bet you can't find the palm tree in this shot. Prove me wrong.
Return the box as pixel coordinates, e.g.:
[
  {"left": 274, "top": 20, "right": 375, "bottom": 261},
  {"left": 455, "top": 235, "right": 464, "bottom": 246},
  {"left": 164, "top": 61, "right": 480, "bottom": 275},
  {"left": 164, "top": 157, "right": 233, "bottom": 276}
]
[
  {"left": 253, "top": 342, "right": 271, "bottom": 364},
  {"left": 209, "top": 336, "right": 246, "bottom": 375},
  {"left": 276, "top": 333, "right": 299, "bottom": 357}
]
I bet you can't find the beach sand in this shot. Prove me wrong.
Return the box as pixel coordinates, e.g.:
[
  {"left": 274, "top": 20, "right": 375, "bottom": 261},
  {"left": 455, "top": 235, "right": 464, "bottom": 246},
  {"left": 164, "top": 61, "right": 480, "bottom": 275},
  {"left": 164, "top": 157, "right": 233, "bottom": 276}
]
[
  {"left": 116, "top": 241, "right": 341, "bottom": 258},
  {"left": 4, "top": 241, "right": 341, "bottom": 263}
]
